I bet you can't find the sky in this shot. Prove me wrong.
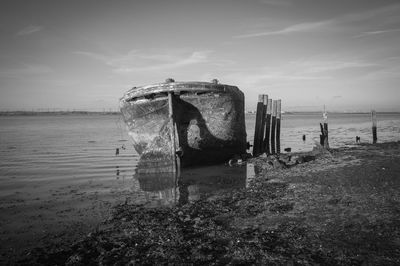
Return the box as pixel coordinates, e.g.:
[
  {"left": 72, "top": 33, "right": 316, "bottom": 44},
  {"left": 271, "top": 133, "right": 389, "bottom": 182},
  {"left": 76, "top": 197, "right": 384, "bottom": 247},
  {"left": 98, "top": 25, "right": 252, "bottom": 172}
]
[{"left": 1, "top": 0, "right": 400, "bottom": 112}]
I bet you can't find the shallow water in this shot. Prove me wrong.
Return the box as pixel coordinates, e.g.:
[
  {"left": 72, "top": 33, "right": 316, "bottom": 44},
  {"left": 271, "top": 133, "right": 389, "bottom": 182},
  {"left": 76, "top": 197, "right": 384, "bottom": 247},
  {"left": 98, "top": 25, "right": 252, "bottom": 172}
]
[
  {"left": 1, "top": 113, "right": 400, "bottom": 204},
  {"left": 247, "top": 112, "right": 400, "bottom": 152}
]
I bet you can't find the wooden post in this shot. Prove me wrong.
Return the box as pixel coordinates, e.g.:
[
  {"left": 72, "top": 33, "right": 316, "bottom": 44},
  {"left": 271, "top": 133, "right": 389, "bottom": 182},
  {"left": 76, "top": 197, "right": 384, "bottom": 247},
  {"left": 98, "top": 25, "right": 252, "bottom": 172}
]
[
  {"left": 276, "top": 100, "right": 281, "bottom": 154},
  {"left": 252, "top": 95, "right": 264, "bottom": 156},
  {"left": 168, "top": 92, "right": 177, "bottom": 173},
  {"left": 259, "top": 95, "right": 268, "bottom": 153},
  {"left": 271, "top": 100, "right": 277, "bottom": 155},
  {"left": 371, "top": 110, "right": 377, "bottom": 144},
  {"left": 319, "top": 107, "right": 329, "bottom": 149},
  {"left": 319, "top": 123, "right": 324, "bottom": 145},
  {"left": 323, "top": 122, "right": 329, "bottom": 148},
  {"left": 264, "top": 98, "right": 272, "bottom": 155}
]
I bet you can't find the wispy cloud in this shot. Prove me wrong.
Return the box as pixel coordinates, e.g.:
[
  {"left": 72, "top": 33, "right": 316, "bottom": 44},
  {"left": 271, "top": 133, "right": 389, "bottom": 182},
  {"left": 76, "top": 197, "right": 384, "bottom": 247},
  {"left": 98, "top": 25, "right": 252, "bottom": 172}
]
[
  {"left": 234, "top": 21, "right": 329, "bottom": 38},
  {"left": 220, "top": 68, "right": 330, "bottom": 90},
  {"left": 289, "top": 59, "right": 377, "bottom": 74},
  {"left": 16, "top": 25, "right": 44, "bottom": 36},
  {"left": 74, "top": 50, "right": 212, "bottom": 73},
  {"left": 114, "top": 51, "right": 210, "bottom": 73},
  {"left": 218, "top": 56, "right": 379, "bottom": 89},
  {"left": 353, "top": 28, "right": 400, "bottom": 38},
  {"left": 340, "top": 3, "right": 400, "bottom": 25},
  {"left": 361, "top": 62, "right": 400, "bottom": 80},
  {"left": 235, "top": 3, "right": 400, "bottom": 39}
]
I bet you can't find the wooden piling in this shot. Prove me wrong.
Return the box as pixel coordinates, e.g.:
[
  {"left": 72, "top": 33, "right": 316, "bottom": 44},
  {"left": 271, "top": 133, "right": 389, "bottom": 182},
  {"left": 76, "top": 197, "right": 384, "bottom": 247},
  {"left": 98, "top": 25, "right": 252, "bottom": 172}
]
[
  {"left": 323, "top": 122, "right": 329, "bottom": 148},
  {"left": 319, "top": 123, "right": 324, "bottom": 146},
  {"left": 276, "top": 100, "right": 281, "bottom": 154},
  {"left": 264, "top": 98, "right": 272, "bottom": 155},
  {"left": 252, "top": 95, "right": 264, "bottom": 156},
  {"left": 271, "top": 100, "right": 277, "bottom": 155},
  {"left": 168, "top": 92, "right": 177, "bottom": 173},
  {"left": 371, "top": 110, "right": 377, "bottom": 144},
  {"left": 259, "top": 95, "right": 268, "bottom": 153},
  {"left": 319, "top": 108, "right": 329, "bottom": 149}
]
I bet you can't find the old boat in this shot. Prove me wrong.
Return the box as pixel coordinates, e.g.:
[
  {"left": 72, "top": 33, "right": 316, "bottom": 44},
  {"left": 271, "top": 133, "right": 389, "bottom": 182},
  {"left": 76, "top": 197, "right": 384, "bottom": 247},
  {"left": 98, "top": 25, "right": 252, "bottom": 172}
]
[{"left": 120, "top": 79, "right": 247, "bottom": 173}]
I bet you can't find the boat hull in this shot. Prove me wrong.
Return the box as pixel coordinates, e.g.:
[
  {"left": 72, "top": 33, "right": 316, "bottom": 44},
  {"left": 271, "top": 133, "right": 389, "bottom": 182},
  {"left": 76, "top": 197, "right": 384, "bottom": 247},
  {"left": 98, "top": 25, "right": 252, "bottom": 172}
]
[{"left": 120, "top": 81, "right": 246, "bottom": 172}]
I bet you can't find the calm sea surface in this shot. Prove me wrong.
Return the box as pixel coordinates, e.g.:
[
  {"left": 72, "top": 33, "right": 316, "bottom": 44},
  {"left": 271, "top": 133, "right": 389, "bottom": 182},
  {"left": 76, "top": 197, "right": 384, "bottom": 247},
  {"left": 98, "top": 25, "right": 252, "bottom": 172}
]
[{"left": 1, "top": 113, "right": 400, "bottom": 207}]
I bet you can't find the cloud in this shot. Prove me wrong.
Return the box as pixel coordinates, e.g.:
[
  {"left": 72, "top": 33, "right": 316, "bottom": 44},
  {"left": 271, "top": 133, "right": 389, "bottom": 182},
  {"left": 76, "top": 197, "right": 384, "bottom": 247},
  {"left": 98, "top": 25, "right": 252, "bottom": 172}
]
[
  {"left": 353, "top": 28, "right": 400, "bottom": 38},
  {"left": 16, "top": 25, "right": 44, "bottom": 36},
  {"left": 234, "top": 3, "right": 400, "bottom": 39},
  {"left": 219, "top": 68, "right": 330, "bottom": 90},
  {"left": 234, "top": 21, "right": 329, "bottom": 38},
  {"left": 217, "top": 56, "right": 379, "bottom": 90},
  {"left": 115, "top": 51, "right": 210, "bottom": 73},
  {"left": 340, "top": 3, "right": 400, "bottom": 25},
  {"left": 74, "top": 50, "right": 212, "bottom": 73},
  {"left": 289, "top": 59, "right": 377, "bottom": 74},
  {"left": 361, "top": 63, "right": 400, "bottom": 80}
]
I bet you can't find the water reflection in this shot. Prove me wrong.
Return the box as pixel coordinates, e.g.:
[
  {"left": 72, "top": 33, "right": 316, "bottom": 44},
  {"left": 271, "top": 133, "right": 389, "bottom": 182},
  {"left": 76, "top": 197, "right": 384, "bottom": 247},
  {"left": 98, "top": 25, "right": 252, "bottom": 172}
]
[
  {"left": 116, "top": 166, "right": 120, "bottom": 178},
  {"left": 134, "top": 164, "right": 255, "bottom": 207}
]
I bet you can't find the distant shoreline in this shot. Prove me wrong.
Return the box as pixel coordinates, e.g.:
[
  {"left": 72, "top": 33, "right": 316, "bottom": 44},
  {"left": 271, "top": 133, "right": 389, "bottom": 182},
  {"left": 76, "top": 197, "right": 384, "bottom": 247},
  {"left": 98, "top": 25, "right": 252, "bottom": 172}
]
[
  {"left": 1, "top": 111, "right": 400, "bottom": 116},
  {"left": 0, "top": 111, "right": 121, "bottom": 116},
  {"left": 246, "top": 111, "right": 400, "bottom": 115}
]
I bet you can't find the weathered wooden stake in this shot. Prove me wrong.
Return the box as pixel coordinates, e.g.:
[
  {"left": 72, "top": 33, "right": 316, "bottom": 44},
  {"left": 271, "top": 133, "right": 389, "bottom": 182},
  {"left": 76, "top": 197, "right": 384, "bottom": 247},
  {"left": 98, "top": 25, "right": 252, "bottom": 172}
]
[
  {"left": 323, "top": 122, "right": 329, "bottom": 148},
  {"left": 319, "top": 123, "right": 324, "bottom": 145},
  {"left": 259, "top": 95, "right": 268, "bottom": 153},
  {"left": 319, "top": 123, "right": 329, "bottom": 148},
  {"left": 276, "top": 99, "right": 281, "bottom": 154},
  {"left": 264, "top": 98, "right": 272, "bottom": 155},
  {"left": 271, "top": 100, "right": 277, "bottom": 155},
  {"left": 371, "top": 110, "right": 377, "bottom": 144},
  {"left": 319, "top": 107, "right": 329, "bottom": 149},
  {"left": 253, "top": 95, "right": 264, "bottom": 156},
  {"left": 168, "top": 92, "right": 177, "bottom": 173}
]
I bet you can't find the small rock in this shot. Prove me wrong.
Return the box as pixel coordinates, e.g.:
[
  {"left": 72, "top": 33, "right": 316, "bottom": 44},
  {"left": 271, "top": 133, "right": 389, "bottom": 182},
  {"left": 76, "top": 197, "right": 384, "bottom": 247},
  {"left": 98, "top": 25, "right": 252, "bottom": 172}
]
[
  {"left": 66, "top": 254, "right": 82, "bottom": 265},
  {"left": 278, "top": 154, "right": 291, "bottom": 164},
  {"left": 272, "top": 159, "right": 285, "bottom": 169},
  {"left": 302, "top": 155, "right": 316, "bottom": 162}
]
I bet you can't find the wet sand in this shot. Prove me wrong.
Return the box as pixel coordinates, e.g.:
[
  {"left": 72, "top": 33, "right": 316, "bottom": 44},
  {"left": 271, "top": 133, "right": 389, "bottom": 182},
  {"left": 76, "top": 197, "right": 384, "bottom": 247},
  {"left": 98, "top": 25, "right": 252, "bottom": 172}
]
[
  {"left": 0, "top": 177, "right": 138, "bottom": 265},
  {"left": 0, "top": 163, "right": 248, "bottom": 264},
  {"left": 5, "top": 142, "right": 400, "bottom": 265}
]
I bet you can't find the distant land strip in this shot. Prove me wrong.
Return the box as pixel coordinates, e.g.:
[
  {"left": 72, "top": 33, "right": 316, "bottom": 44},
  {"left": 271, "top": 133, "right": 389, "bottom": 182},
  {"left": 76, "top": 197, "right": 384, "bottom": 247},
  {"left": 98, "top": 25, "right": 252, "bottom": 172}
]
[
  {"left": 0, "top": 111, "right": 121, "bottom": 116},
  {"left": 1, "top": 110, "right": 399, "bottom": 116}
]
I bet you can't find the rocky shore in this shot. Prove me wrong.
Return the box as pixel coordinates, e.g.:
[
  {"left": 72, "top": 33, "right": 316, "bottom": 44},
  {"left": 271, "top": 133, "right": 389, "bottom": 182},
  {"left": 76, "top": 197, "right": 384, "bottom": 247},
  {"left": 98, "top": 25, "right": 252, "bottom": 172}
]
[{"left": 19, "top": 142, "right": 400, "bottom": 265}]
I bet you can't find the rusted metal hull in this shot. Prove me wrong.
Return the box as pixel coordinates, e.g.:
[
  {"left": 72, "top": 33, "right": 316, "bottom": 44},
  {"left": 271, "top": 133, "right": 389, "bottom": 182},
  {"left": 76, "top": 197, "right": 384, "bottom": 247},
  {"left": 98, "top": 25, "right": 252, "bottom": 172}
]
[{"left": 120, "top": 81, "right": 246, "bottom": 172}]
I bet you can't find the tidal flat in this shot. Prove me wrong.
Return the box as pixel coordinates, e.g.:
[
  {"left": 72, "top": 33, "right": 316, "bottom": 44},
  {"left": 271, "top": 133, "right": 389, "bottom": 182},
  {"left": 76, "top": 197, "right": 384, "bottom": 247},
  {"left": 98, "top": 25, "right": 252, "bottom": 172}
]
[{"left": 16, "top": 142, "right": 400, "bottom": 265}]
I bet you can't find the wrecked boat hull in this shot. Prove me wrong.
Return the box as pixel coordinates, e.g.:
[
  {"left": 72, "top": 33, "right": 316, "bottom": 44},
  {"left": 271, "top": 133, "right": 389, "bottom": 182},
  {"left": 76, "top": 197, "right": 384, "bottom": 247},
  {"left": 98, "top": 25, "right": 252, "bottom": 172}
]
[{"left": 120, "top": 81, "right": 247, "bottom": 172}]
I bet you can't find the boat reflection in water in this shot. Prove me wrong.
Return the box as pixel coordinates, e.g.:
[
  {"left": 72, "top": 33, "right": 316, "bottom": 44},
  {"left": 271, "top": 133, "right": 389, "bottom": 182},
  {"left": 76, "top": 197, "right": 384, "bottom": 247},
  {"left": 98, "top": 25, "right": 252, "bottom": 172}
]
[{"left": 134, "top": 164, "right": 255, "bottom": 207}]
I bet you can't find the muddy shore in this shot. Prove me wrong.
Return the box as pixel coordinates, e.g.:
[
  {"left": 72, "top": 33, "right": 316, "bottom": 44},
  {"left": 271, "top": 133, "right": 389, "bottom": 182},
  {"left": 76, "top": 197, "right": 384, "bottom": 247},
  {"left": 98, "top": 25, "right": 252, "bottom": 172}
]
[{"left": 13, "top": 142, "right": 400, "bottom": 265}]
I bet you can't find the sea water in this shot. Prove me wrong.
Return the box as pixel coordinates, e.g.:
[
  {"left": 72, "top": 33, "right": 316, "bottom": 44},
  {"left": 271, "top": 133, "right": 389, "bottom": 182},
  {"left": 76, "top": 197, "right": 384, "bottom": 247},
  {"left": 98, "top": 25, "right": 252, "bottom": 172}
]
[
  {"left": 247, "top": 112, "right": 400, "bottom": 152},
  {"left": 1, "top": 113, "right": 400, "bottom": 202},
  {"left": 1, "top": 113, "right": 400, "bottom": 203}
]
